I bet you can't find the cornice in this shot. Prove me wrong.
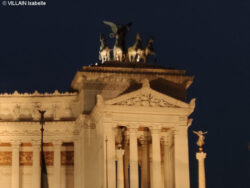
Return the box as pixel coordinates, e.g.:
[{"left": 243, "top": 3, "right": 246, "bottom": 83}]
[
  {"left": 0, "top": 90, "right": 77, "bottom": 97},
  {"left": 0, "top": 120, "right": 75, "bottom": 126}
]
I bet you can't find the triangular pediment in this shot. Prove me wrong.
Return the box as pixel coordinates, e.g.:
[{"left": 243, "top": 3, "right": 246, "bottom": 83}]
[{"left": 105, "top": 80, "right": 191, "bottom": 108}]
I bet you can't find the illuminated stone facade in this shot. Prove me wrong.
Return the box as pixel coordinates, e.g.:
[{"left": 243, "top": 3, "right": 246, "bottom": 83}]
[{"left": 0, "top": 64, "right": 195, "bottom": 188}]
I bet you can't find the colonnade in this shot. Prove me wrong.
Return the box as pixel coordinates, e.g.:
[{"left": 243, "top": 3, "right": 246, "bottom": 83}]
[
  {"left": 9, "top": 140, "right": 78, "bottom": 188},
  {"left": 105, "top": 125, "right": 189, "bottom": 188}
]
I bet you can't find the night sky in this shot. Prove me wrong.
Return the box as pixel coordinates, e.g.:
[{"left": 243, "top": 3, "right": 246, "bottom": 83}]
[{"left": 0, "top": 0, "right": 249, "bottom": 187}]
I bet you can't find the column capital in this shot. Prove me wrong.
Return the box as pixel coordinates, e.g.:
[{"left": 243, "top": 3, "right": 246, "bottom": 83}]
[
  {"left": 116, "top": 149, "right": 125, "bottom": 157},
  {"left": 10, "top": 140, "right": 21, "bottom": 148},
  {"left": 128, "top": 125, "right": 138, "bottom": 133},
  {"left": 53, "top": 140, "right": 62, "bottom": 145},
  {"left": 139, "top": 132, "right": 150, "bottom": 145},
  {"left": 196, "top": 152, "right": 207, "bottom": 160},
  {"left": 149, "top": 126, "right": 162, "bottom": 134},
  {"left": 73, "top": 138, "right": 80, "bottom": 143},
  {"left": 124, "top": 131, "right": 130, "bottom": 145},
  {"left": 31, "top": 140, "right": 41, "bottom": 148},
  {"left": 53, "top": 140, "right": 62, "bottom": 149},
  {"left": 161, "top": 130, "right": 174, "bottom": 146},
  {"left": 104, "top": 124, "right": 117, "bottom": 137},
  {"left": 173, "top": 126, "right": 188, "bottom": 136}
]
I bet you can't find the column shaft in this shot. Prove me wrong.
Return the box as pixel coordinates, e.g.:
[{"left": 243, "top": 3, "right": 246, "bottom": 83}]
[
  {"left": 106, "top": 128, "right": 116, "bottom": 188},
  {"left": 129, "top": 129, "right": 139, "bottom": 188},
  {"left": 11, "top": 142, "right": 20, "bottom": 188},
  {"left": 140, "top": 137, "right": 149, "bottom": 188},
  {"left": 74, "top": 140, "right": 81, "bottom": 188},
  {"left": 151, "top": 129, "right": 162, "bottom": 188},
  {"left": 124, "top": 137, "right": 130, "bottom": 188},
  {"left": 116, "top": 149, "right": 125, "bottom": 188},
  {"left": 196, "top": 152, "right": 206, "bottom": 188},
  {"left": 32, "top": 141, "right": 41, "bottom": 188},
  {"left": 174, "top": 127, "right": 190, "bottom": 188},
  {"left": 163, "top": 144, "right": 174, "bottom": 188},
  {"left": 53, "top": 141, "right": 62, "bottom": 188}
]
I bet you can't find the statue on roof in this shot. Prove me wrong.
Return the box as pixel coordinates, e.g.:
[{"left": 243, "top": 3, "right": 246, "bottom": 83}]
[
  {"left": 127, "top": 33, "right": 142, "bottom": 62},
  {"left": 103, "top": 21, "right": 132, "bottom": 61},
  {"left": 193, "top": 130, "right": 207, "bottom": 151},
  {"left": 99, "top": 34, "right": 110, "bottom": 63},
  {"left": 136, "top": 38, "right": 156, "bottom": 62}
]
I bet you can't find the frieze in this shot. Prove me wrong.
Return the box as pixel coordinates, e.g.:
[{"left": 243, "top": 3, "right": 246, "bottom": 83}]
[
  {"left": 0, "top": 99, "right": 77, "bottom": 121},
  {"left": 20, "top": 152, "right": 32, "bottom": 166},
  {"left": 61, "top": 151, "right": 74, "bottom": 165},
  {"left": 44, "top": 151, "right": 54, "bottom": 166},
  {"left": 0, "top": 152, "right": 11, "bottom": 165},
  {"left": 0, "top": 151, "right": 74, "bottom": 166}
]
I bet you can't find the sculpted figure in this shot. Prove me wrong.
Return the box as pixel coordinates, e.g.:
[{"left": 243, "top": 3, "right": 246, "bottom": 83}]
[
  {"left": 99, "top": 34, "right": 110, "bottom": 63},
  {"left": 103, "top": 21, "right": 132, "bottom": 61},
  {"left": 193, "top": 130, "right": 208, "bottom": 148},
  {"left": 127, "top": 33, "right": 142, "bottom": 62},
  {"left": 115, "top": 127, "right": 126, "bottom": 149},
  {"left": 137, "top": 38, "right": 156, "bottom": 62}
]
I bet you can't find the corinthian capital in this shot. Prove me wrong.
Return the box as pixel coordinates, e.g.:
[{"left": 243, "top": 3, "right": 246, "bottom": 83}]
[
  {"left": 128, "top": 123, "right": 139, "bottom": 133},
  {"left": 149, "top": 125, "right": 162, "bottom": 134},
  {"left": 161, "top": 130, "right": 174, "bottom": 147}
]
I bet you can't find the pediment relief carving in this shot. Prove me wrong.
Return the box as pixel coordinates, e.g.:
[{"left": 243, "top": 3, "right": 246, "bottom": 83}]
[
  {"left": 113, "top": 93, "right": 180, "bottom": 108},
  {"left": 104, "top": 78, "right": 194, "bottom": 108}
]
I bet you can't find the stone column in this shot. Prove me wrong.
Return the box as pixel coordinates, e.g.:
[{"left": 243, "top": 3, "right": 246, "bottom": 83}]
[
  {"left": 105, "top": 126, "right": 116, "bottom": 188},
  {"left": 150, "top": 127, "right": 162, "bottom": 188},
  {"left": 196, "top": 152, "right": 206, "bottom": 188},
  {"left": 162, "top": 131, "right": 174, "bottom": 188},
  {"left": 124, "top": 133, "right": 130, "bottom": 188},
  {"left": 129, "top": 127, "right": 139, "bottom": 188},
  {"left": 53, "top": 140, "right": 62, "bottom": 188},
  {"left": 174, "top": 127, "right": 190, "bottom": 188},
  {"left": 74, "top": 139, "right": 80, "bottom": 188},
  {"left": 11, "top": 141, "right": 20, "bottom": 188},
  {"left": 116, "top": 149, "right": 125, "bottom": 188},
  {"left": 139, "top": 133, "right": 150, "bottom": 188},
  {"left": 32, "top": 140, "right": 41, "bottom": 188}
]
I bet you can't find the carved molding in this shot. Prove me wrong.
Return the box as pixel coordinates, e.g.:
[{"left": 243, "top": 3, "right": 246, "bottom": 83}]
[{"left": 0, "top": 90, "right": 77, "bottom": 97}]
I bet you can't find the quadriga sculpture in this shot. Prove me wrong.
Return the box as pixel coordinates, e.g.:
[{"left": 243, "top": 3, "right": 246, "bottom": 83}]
[
  {"left": 137, "top": 38, "right": 156, "bottom": 62},
  {"left": 103, "top": 21, "right": 132, "bottom": 61},
  {"left": 99, "top": 34, "right": 110, "bottom": 63},
  {"left": 127, "top": 33, "right": 142, "bottom": 62}
]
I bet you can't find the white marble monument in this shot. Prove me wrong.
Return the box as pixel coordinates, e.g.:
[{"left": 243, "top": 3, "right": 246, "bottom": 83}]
[{"left": 0, "top": 64, "right": 196, "bottom": 188}]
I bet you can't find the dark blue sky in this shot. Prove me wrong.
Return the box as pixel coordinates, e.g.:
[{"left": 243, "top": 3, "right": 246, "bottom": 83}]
[{"left": 0, "top": 0, "right": 249, "bottom": 187}]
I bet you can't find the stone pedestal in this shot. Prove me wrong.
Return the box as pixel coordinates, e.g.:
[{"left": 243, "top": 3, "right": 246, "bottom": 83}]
[
  {"left": 196, "top": 152, "right": 206, "bottom": 188},
  {"left": 116, "top": 149, "right": 125, "bottom": 188}
]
